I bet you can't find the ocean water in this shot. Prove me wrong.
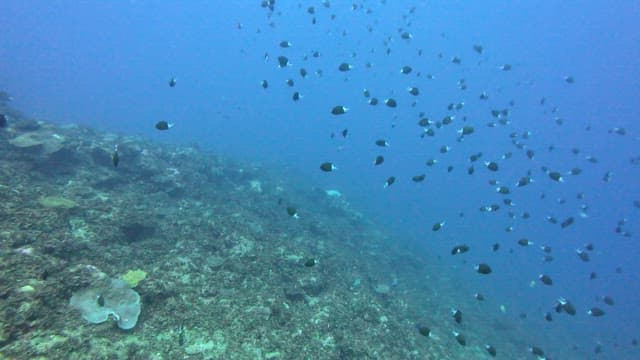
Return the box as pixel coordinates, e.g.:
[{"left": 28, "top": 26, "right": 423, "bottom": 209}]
[{"left": 1, "top": 1, "right": 639, "bottom": 359}]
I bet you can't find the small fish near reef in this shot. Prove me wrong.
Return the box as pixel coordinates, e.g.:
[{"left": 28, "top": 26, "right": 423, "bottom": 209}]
[
  {"left": 112, "top": 144, "right": 119, "bottom": 167},
  {"left": 155, "top": 121, "right": 174, "bottom": 131}
]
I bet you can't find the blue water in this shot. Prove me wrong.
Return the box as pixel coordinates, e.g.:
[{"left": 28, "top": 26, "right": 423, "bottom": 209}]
[{"left": 1, "top": 1, "right": 639, "bottom": 358}]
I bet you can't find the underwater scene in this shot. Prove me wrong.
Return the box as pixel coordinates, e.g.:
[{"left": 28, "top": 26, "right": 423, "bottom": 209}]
[{"left": 0, "top": 1, "right": 639, "bottom": 359}]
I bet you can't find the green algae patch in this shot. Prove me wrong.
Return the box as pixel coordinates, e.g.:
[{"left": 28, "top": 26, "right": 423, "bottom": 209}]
[
  {"left": 38, "top": 196, "right": 78, "bottom": 209},
  {"left": 121, "top": 269, "right": 147, "bottom": 288}
]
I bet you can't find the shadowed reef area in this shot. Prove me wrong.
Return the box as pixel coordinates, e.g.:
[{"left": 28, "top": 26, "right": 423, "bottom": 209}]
[{"left": 0, "top": 106, "right": 531, "bottom": 359}]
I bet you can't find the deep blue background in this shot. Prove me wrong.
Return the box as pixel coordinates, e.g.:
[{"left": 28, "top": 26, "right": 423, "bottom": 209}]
[{"left": 1, "top": 1, "right": 639, "bottom": 358}]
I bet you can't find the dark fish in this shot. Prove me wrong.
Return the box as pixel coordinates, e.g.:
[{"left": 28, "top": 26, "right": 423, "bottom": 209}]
[
  {"left": 475, "top": 263, "right": 492, "bottom": 274},
  {"left": 564, "top": 75, "right": 575, "bottom": 84},
  {"left": 451, "top": 245, "right": 469, "bottom": 255},
  {"left": 417, "top": 325, "right": 430, "bottom": 337},
  {"left": 459, "top": 126, "right": 474, "bottom": 135},
  {"left": 277, "top": 56, "right": 290, "bottom": 68},
  {"left": 496, "top": 186, "right": 510, "bottom": 194},
  {"left": 548, "top": 171, "right": 564, "bottom": 182},
  {"left": 384, "top": 98, "right": 397, "bottom": 108},
  {"left": 373, "top": 156, "right": 384, "bottom": 165},
  {"left": 555, "top": 297, "right": 576, "bottom": 315},
  {"left": 603, "top": 296, "right": 614, "bottom": 306},
  {"left": 363, "top": 88, "right": 370, "bottom": 98},
  {"left": 155, "top": 121, "right": 173, "bottom": 130},
  {"left": 485, "top": 345, "right": 496, "bottom": 357},
  {"left": 286, "top": 206, "right": 299, "bottom": 219},
  {"left": 341, "top": 128, "right": 348, "bottom": 138},
  {"left": 539, "top": 274, "right": 553, "bottom": 285},
  {"left": 368, "top": 98, "right": 379, "bottom": 106},
  {"left": 304, "top": 258, "right": 317, "bottom": 267},
  {"left": 261, "top": 80, "right": 269, "bottom": 89},
  {"left": 452, "top": 331, "right": 466, "bottom": 346},
  {"left": 400, "top": 65, "right": 412, "bottom": 74},
  {"left": 576, "top": 249, "right": 590, "bottom": 262},
  {"left": 375, "top": 139, "right": 390, "bottom": 147},
  {"left": 492, "top": 243, "right": 500, "bottom": 251},
  {"left": 331, "top": 106, "right": 349, "bottom": 115},
  {"left": 169, "top": 77, "right": 177, "bottom": 87},
  {"left": 500, "top": 64, "right": 512, "bottom": 71},
  {"left": 407, "top": 87, "right": 420, "bottom": 96},
  {"left": 518, "top": 238, "right": 533, "bottom": 246},
  {"left": 473, "top": 44, "right": 484, "bottom": 53},
  {"left": 400, "top": 31, "right": 413, "bottom": 40},
  {"left": 561, "top": 217, "right": 574, "bottom": 228},
  {"left": 111, "top": 145, "right": 119, "bottom": 167},
  {"left": 285, "top": 79, "right": 294, "bottom": 87},
  {"left": 517, "top": 176, "right": 533, "bottom": 187},
  {"left": 451, "top": 308, "right": 462, "bottom": 323},
  {"left": 485, "top": 161, "right": 499, "bottom": 171},
  {"left": 418, "top": 117, "right": 431, "bottom": 127},
  {"left": 588, "top": 307, "right": 605, "bottom": 317},
  {"left": 544, "top": 312, "right": 553, "bottom": 322},
  {"left": 412, "top": 174, "right": 426, "bottom": 182},
  {"left": 0, "top": 114, "right": 7, "bottom": 128},
  {"left": 383, "top": 176, "right": 396, "bottom": 188},
  {"left": 432, "top": 221, "right": 445, "bottom": 231},
  {"left": 451, "top": 56, "right": 461, "bottom": 64},
  {"left": 338, "top": 62, "right": 353, "bottom": 72},
  {"left": 474, "top": 293, "right": 485, "bottom": 301},
  {"left": 529, "top": 346, "right": 544, "bottom": 357},
  {"left": 320, "top": 162, "right": 337, "bottom": 172},
  {"left": 299, "top": 68, "right": 307, "bottom": 78},
  {"left": 279, "top": 40, "right": 292, "bottom": 48}
]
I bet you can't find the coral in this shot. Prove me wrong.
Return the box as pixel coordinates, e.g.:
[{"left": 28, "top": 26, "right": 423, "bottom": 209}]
[{"left": 121, "top": 269, "right": 147, "bottom": 288}]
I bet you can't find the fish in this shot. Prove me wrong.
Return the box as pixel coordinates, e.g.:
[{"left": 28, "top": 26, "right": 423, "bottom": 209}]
[
  {"left": 485, "top": 161, "right": 499, "bottom": 171},
  {"left": 368, "top": 98, "right": 379, "bottom": 106},
  {"left": 286, "top": 206, "right": 299, "bottom": 219},
  {"left": 603, "top": 296, "right": 615, "bottom": 306},
  {"left": 576, "top": 249, "right": 590, "bottom": 262},
  {"left": 400, "top": 65, "right": 412, "bottom": 74},
  {"left": 452, "top": 331, "right": 466, "bottom": 346},
  {"left": 319, "top": 162, "right": 337, "bottom": 172},
  {"left": 451, "top": 308, "right": 462, "bottom": 323},
  {"left": 474, "top": 293, "right": 485, "bottom": 301},
  {"left": 518, "top": 238, "right": 533, "bottom": 246},
  {"left": 411, "top": 174, "right": 426, "bottom": 182},
  {"left": 475, "top": 263, "right": 492, "bottom": 274},
  {"left": 375, "top": 139, "right": 390, "bottom": 147},
  {"left": 292, "top": 92, "right": 302, "bottom": 101},
  {"left": 338, "top": 63, "right": 353, "bottom": 72},
  {"left": 168, "top": 77, "right": 177, "bottom": 87},
  {"left": 383, "top": 176, "right": 396, "bottom": 188},
  {"left": 304, "top": 258, "right": 317, "bottom": 267},
  {"left": 373, "top": 156, "right": 384, "bottom": 165},
  {"left": 432, "top": 221, "right": 445, "bottom": 231},
  {"left": 279, "top": 40, "right": 292, "bottom": 48},
  {"left": 588, "top": 307, "right": 605, "bottom": 317},
  {"left": 0, "top": 113, "right": 7, "bottom": 128},
  {"left": 155, "top": 121, "right": 174, "bottom": 130},
  {"left": 485, "top": 344, "right": 496, "bottom": 357},
  {"left": 528, "top": 346, "right": 545, "bottom": 357},
  {"left": 384, "top": 98, "right": 397, "bottom": 108},
  {"left": 539, "top": 274, "right": 553, "bottom": 285},
  {"left": 277, "top": 56, "right": 290, "bottom": 68},
  {"left": 451, "top": 245, "right": 469, "bottom": 255},
  {"left": 331, "top": 106, "right": 349, "bottom": 115},
  {"left": 261, "top": 80, "right": 269, "bottom": 89},
  {"left": 111, "top": 144, "right": 119, "bottom": 167},
  {"left": 416, "top": 324, "right": 430, "bottom": 337},
  {"left": 555, "top": 297, "right": 576, "bottom": 315}
]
